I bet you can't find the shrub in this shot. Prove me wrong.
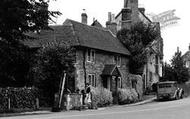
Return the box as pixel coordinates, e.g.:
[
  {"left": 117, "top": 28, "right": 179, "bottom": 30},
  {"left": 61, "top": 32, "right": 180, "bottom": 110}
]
[
  {"left": 117, "top": 88, "right": 138, "bottom": 105},
  {"left": 91, "top": 87, "right": 113, "bottom": 107},
  {"left": 0, "top": 87, "right": 38, "bottom": 112},
  {"left": 127, "top": 74, "right": 143, "bottom": 100}
]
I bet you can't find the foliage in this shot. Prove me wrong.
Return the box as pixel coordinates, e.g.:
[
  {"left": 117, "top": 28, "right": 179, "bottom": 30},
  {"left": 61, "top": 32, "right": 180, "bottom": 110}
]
[
  {"left": 0, "top": 0, "right": 61, "bottom": 43},
  {"left": 0, "top": 42, "right": 32, "bottom": 87},
  {"left": 162, "top": 50, "right": 189, "bottom": 83},
  {"left": 170, "top": 50, "right": 189, "bottom": 83},
  {"left": 0, "top": 87, "right": 38, "bottom": 112},
  {"left": 91, "top": 87, "right": 113, "bottom": 107},
  {"left": 0, "top": 0, "right": 61, "bottom": 87},
  {"left": 117, "top": 88, "right": 138, "bottom": 105},
  {"left": 161, "top": 62, "right": 175, "bottom": 82},
  {"left": 30, "top": 44, "right": 75, "bottom": 106},
  {"left": 117, "top": 22, "right": 160, "bottom": 74}
]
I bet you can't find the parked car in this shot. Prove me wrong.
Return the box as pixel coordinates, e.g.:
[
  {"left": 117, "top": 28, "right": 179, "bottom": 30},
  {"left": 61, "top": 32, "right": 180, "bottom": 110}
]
[{"left": 157, "top": 81, "right": 184, "bottom": 100}]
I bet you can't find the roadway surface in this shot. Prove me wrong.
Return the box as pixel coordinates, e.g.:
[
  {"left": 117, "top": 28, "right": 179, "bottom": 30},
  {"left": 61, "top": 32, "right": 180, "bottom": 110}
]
[{"left": 1, "top": 97, "right": 190, "bottom": 119}]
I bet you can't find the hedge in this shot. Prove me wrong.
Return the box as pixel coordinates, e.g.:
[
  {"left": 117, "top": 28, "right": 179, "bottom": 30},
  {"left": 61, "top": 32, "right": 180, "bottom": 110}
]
[
  {"left": 0, "top": 87, "right": 38, "bottom": 112},
  {"left": 117, "top": 88, "right": 138, "bottom": 105},
  {"left": 91, "top": 87, "right": 113, "bottom": 107}
]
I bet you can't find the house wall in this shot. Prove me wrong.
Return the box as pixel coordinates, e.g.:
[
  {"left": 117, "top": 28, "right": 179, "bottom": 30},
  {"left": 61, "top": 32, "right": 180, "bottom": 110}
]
[
  {"left": 183, "top": 51, "right": 190, "bottom": 75},
  {"left": 74, "top": 47, "right": 130, "bottom": 90},
  {"left": 143, "top": 52, "right": 162, "bottom": 90}
]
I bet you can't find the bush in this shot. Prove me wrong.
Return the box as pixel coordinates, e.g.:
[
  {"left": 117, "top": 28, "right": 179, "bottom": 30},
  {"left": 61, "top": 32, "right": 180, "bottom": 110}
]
[
  {"left": 0, "top": 87, "right": 38, "bottom": 112},
  {"left": 91, "top": 87, "right": 113, "bottom": 107},
  {"left": 117, "top": 88, "right": 138, "bottom": 105},
  {"left": 127, "top": 74, "right": 143, "bottom": 100}
]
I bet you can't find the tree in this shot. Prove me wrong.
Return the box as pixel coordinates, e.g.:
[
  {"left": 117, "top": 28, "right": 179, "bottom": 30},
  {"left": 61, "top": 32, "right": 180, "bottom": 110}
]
[
  {"left": 0, "top": 0, "right": 61, "bottom": 44},
  {"left": 30, "top": 44, "right": 75, "bottom": 105},
  {"left": 0, "top": 0, "right": 61, "bottom": 86},
  {"left": 161, "top": 62, "right": 175, "bottom": 82},
  {"left": 117, "top": 22, "right": 160, "bottom": 74},
  {"left": 0, "top": 42, "right": 32, "bottom": 87},
  {"left": 170, "top": 50, "right": 189, "bottom": 83}
]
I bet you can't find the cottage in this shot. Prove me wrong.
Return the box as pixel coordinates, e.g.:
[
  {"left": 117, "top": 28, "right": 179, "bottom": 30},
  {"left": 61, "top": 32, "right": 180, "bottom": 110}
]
[{"left": 24, "top": 12, "right": 133, "bottom": 93}]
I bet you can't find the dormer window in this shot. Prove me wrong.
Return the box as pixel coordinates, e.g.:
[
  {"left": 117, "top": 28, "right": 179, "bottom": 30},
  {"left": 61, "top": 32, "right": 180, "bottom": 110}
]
[{"left": 87, "top": 49, "right": 95, "bottom": 62}]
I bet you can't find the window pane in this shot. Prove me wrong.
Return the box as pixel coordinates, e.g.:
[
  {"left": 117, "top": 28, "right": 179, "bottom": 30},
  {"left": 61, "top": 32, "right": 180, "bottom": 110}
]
[
  {"left": 88, "top": 75, "right": 91, "bottom": 84},
  {"left": 87, "top": 50, "right": 91, "bottom": 61},
  {"left": 92, "top": 76, "right": 94, "bottom": 87}
]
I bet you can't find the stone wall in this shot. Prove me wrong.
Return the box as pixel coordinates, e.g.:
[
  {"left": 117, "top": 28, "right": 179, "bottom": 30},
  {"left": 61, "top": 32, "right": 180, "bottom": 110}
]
[{"left": 74, "top": 47, "right": 130, "bottom": 90}]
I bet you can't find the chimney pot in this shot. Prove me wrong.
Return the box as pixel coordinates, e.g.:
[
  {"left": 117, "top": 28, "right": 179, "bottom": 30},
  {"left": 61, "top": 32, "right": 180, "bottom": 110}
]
[
  {"left": 108, "top": 12, "right": 112, "bottom": 22},
  {"left": 81, "top": 9, "right": 88, "bottom": 24},
  {"left": 111, "top": 14, "right": 115, "bottom": 22},
  {"left": 139, "top": 8, "right": 145, "bottom": 14},
  {"left": 124, "top": 0, "right": 128, "bottom": 8},
  {"left": 93, "top": 17, "right": 96, "bottom": 22},
  {"left": 177, "top": 47, "right": 179, "bottom": 53}
]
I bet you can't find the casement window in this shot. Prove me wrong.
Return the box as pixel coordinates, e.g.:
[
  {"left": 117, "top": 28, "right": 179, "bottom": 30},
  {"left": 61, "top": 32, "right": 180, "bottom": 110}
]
[
  {"left": 88, "top": 74, "right": 96, "bottom": 87},
  {"left": 114, "top": 56, "right": 121, "bottom": 67},
  {"left": 87, "top": 49, "right": 95, "bottom": 62}
]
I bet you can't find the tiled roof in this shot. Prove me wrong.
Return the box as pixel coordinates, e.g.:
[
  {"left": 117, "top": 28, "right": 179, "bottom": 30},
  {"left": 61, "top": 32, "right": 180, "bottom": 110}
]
[
  {"left": 24, "top": 25, "right": 79, "bottom": 48},
  {"left": 24, "top": 19, "right": 130, "bottom": 56},
  {"left": 102, "top": 64, "right": 121, "bottom": 76}
]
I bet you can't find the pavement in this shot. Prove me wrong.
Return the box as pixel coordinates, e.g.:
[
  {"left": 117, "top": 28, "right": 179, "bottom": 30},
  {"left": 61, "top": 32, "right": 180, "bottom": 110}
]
[{"left": 0, "top": 95, "right": 156, "bottom": 117}]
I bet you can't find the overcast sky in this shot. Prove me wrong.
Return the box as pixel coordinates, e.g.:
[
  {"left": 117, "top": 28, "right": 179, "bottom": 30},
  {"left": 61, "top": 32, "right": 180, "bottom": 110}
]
[{"left": 49, "top": 0, "right": 190, "bottom": 62}]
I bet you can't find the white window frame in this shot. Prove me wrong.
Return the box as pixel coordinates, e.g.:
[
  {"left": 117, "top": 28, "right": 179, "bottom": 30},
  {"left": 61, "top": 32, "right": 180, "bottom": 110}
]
[
  {"left": 88, "top": 74, "right": 96, "bottom": 87},
  {"left": 87, "top": 49, "right": 95, "bottom": 63}
]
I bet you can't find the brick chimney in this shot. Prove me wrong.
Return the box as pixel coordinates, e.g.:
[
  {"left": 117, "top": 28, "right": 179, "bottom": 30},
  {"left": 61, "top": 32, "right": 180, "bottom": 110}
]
[
  {"left": 121, "top": 0, "right": 139, "bottom": 29},
  {"left": 177, "top": 47, "right": 180, "bottom": 53},
  {"left": 124, "top": 0, "right": 128, "bottom": 8},
  {"left": 106, "top": 12, "right": 117, "bottom": 35},
  {"left": 81, "top": 9, "right": 87, "bottom": 24}
]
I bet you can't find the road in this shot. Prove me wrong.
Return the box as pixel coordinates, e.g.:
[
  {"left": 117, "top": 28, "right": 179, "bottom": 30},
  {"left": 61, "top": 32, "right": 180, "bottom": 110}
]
[{"left": 1, "top": 97, "right": 190, "bottom": 119}]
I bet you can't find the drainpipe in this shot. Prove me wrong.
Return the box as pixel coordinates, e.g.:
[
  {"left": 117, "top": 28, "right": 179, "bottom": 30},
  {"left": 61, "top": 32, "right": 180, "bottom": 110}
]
[{"left": 83, "top": 50, "right": 87, "bottom": 89}]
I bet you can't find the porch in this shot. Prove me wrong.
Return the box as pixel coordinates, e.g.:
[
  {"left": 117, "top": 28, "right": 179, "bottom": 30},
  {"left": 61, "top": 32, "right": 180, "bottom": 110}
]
[{"left": 101, "top": 64, "right": 122, "bottom": 92}]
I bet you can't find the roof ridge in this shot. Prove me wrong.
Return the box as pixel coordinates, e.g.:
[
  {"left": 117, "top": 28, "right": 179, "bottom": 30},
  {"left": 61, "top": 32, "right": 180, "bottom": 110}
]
[
  {"left": 49, "top": 25, "right": 63, "bottom": 27},
  {"left": 67, "top": 19, "right": 110, "bottom": 32}
]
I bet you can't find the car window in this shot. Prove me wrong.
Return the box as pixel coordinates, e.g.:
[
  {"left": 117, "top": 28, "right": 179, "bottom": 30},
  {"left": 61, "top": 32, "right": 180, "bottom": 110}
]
[{"left": 158, "top": 84, "right": 172, "bottom": 88}]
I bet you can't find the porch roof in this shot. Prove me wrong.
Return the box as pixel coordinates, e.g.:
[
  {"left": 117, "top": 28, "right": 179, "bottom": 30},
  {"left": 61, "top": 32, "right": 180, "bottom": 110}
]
[{"left": 102, "top": 64, "right": 121, "bottom": 76}]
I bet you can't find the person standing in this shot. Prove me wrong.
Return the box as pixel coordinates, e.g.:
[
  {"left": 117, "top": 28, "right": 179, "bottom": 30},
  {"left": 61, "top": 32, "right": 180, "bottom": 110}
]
[{"left": 85, "top": 83, "right": 92, "bottom": 108}]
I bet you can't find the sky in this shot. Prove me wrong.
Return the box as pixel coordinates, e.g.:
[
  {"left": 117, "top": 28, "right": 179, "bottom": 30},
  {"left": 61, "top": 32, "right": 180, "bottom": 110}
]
[{"left": 49, "top": 0, "right": 190, "bottom": 62}]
